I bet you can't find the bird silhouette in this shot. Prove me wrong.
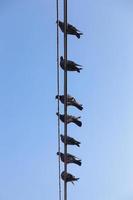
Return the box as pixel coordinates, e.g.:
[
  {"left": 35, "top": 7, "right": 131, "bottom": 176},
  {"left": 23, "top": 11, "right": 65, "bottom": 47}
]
[
  {"left": 60, "top": 134, "right": 81, "bottom": 147},
  {"left": 55, "top": 94, "right": 83, "bottom": 111},
  {"left": 57, "top": 152, "right": 82, "bottom": 166},
  {"left": 60, "top": 56, "right": 82, "bottom": 73},
  {"left": 57, "top": 20, "right": 83, "bottom": 39},
  {"left": 61, "top": 171, "right": 79, "bottom": 184},
  {"left": 56, "top": 113, "right": 82, "bottom": 127}
]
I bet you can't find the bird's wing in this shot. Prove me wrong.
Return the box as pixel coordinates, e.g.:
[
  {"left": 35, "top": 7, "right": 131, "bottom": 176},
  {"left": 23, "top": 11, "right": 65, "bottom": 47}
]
[
  {"left": 67, "top": 135, "right": 74, "bottom": 140},
  {"left": 67, "top": 115, "right": 72, "bottom": 120},
  {"left": 68, "top": 115, "right": 74, "bottom": 118},
  {"left": 67, "top": 96, "right": 80, "bottom": 104},
  {"left": 67, "top": 173, "right": 73, "bottom": 179},
  {"left": 68, "top": 23, "right": 79, "bottom": 32},
  {"left": 71, "top": 96, "right": 76, "bottom": 100},
  {"left": 75, "top": 63, "right": 82, "bottom": 67},
  {"left": 67, "top": 94, "right": 74, "bottom": 101},
  {"left": 67, "top": 60, "right": 82, "bottom": 67},
  {"left": 72, "top": 116, "right": 80, "bottom": 120},
  {"left": 67, "top": 60, "right": 75, "bottom": 66},
  {"left": 67, "top": 136, "right": 73, "bottom": 142},
  {"left": 67, "top": 136, "right": 76, "bottom": 143},
  {"left": 67, "top": 153, "right": 79, "bottom": 160},
  {"left": 71, "top": 137, "right": 77, "bottom": 143},
  {"left": 67, "top": 96, "right": 80, "bottom": 105}
]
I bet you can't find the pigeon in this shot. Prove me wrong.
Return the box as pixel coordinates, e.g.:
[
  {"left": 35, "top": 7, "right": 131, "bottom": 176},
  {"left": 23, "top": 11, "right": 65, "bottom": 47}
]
[
  {"left": 61, "top": 171, "right": 79, "bottom": 184},
  {"left": 57, "top": 152, "right": 82, "bottom": 166},
  {"left": 60, "top": 134, "right": 81, "bottom": 147},
  {"left": 55, "top": 94, "right": 83, "bottom": 110},
  {"left": 57, "top": 20, "right": 83, "bottom": 39},
  {"left": 56, "top": 112, "right": 82, "bottom": 127},
  {"left": 60, "top": 56, "right": 82, "bottom": 73}
]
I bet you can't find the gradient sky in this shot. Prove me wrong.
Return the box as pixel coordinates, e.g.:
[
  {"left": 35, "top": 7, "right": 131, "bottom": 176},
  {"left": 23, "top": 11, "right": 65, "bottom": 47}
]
[{"left": 0, "top": 0, "right": 133, "bottom": 200}]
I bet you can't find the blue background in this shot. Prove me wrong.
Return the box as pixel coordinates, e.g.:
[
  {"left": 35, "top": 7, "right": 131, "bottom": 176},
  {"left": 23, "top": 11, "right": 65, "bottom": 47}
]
[{"left": 0, "top": 0, "right": 133, "bottom": 199}]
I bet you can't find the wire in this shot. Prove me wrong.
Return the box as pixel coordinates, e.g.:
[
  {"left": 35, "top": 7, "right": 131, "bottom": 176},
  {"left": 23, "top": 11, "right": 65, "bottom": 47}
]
[
  {"left": 56, "top": 1, "right": 61, "bottom": 200},
  {"left": 63, "top": 0, "right": 68, "bottom": 199}
]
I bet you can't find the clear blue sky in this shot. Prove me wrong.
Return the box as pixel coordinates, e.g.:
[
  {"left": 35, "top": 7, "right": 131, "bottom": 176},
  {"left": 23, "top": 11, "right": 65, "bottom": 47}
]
[{"left": 0, "top": 0, "right": 133, "bottom": 199}]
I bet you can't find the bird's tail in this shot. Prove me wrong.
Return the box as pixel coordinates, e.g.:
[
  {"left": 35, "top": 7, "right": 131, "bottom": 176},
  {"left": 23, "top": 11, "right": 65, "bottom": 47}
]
[
  {"left": 76, "top": 32, "right": 83, "bottom": 39},
  {"left": 77, "top": 67, "right": 83, "bottom": 73},
  {"left": 74, "top": 103, "right": 83, "bottom": 111},
  {"left": 71, "top": 178, "right": 79, "bottom": 185},
  {"left": 74, "top": 160, "right": 82, "bottom": 166},
  {"left": 76, "top": 63, "right": 82, "bottom": 67},
  {"left": 74, "top": 120, "right": 82, "bottom": 127},
  {"left": 74, "top": 178, "right": 80, "bottom": 182},
  {"left": 71, "top": 181, "right": 75, "bottom": 185},
  {"left": 75, "top": 141, "right": 81, "bottom": 147}
]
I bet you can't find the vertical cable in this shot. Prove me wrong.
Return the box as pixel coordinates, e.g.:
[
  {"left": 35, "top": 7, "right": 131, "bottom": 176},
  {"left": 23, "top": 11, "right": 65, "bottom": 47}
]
[
  {"left": 64, "top": 1, "right": 67, "bottom": 200},
  {"left": 56, "top": 1, "right": 61, "bottom": 200}
]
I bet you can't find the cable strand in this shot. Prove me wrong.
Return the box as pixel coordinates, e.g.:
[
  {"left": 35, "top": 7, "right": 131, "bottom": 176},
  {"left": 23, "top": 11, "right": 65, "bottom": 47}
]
[{"left": 56, "top": 1, "right": 62, "bottom": 200}]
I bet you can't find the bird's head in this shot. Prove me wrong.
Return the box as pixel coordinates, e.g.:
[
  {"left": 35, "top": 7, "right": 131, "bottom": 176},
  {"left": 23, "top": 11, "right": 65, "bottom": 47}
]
[
  {"left": 60, "top": 134, "right": 63, "bottom": 138},
  {"left": 61, "top": 171, "right": 65, "bottom": 176},
  {"left": 57, "top": 152, "right": 63, "bottom": 157},
  {"left": 56, "top": 20, "right": 61, "bottom": 24},
  {"left": 56, "top": 112, "right": 59, "bottom": 116},
  {"left": 60, "top": 56, "right": 63, "bottom": 61},
  {"left": 57, "top": 152, "right": 60, "bottom": 156},
  {"left": 55, "top": 95, "right": 60, "bottom": 99}
]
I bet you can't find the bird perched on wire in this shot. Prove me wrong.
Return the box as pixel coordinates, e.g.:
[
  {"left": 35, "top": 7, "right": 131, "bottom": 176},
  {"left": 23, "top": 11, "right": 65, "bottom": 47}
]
[
  {"left": 60, "top": 134, "right": 81, "bottom": 147},
  {"left": 56, "top": 112, "right": 82, "bottom": 127},
  {"left": 60, "top": 56, "right": 82, "bottom": 73},
  {"left": 57, "top": 20, "right": 83, "bottom": 39},
  {"left": 61, "top": 171, "right": 79, "bottom": 185},
  {"left": 57, "top": 152, "right": 82, "bottom": 166},
  {"left": 55, "top": 94, "right": 83, "bottom": 111}
]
